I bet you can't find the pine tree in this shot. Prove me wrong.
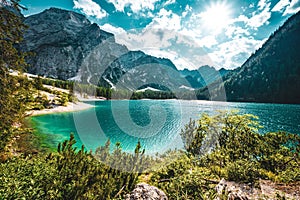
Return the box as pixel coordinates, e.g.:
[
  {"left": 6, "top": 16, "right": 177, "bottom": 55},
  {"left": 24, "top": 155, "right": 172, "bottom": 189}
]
[{"left": 0, "top": 0, "right": 27, "bottom": 150}]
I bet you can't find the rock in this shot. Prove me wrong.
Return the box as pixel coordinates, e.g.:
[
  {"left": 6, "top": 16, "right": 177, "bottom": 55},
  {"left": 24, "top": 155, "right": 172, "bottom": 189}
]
[
  {"left": 21, "top": 7, "right": 119, "bottom": 81},
  {"left": 125, "top": 183, "right": 168, "bottom": 200},
  {"left": 215, "top": 178, "right": 227, "bottom": 195},
  {"left": 215, "top": 179, "right": 252, "bottom": 200}
]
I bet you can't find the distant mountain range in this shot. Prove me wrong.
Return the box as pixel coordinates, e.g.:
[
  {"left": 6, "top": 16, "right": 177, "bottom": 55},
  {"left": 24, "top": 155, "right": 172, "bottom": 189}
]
[
  {"left": 20, "top": 8, "right": 227, "bottom": 92},
  {"left": 19, "top": 8, "right": 300, "bottom": 103},
  {"left": 179, "top": 65, "right": 230, "bottom": 88},
  {"left": 197, "top": 11, "right": 300, "bottom": 104}
]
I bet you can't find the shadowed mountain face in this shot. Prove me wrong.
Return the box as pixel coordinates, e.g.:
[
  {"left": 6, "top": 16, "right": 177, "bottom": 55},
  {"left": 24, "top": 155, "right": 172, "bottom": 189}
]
[
  {"left": 197, "top": 11, "right": 300, "bottom": 104},
  {"left": 20, "top": 7, "right": 227, "bottom": 91}
]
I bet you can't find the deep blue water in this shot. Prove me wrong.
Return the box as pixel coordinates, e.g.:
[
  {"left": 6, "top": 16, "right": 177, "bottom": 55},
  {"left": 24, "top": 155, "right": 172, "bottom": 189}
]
[{"left": 30, "top": 100, "right": 300, "bottom": 154}]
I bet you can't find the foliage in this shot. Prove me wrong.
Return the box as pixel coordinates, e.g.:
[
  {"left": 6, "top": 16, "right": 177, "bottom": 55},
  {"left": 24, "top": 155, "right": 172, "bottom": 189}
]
[
  {"left": 131, "top": 90, "right": 176, "bottom": 100},
  {"left": 1, "top": 110, "right": 299, "bottom": 199},
  {"left": 149, "top": 152, "right": 219, "bottom": 199},
  {"left": 180, "top": 111, "right": 300, "bottom": 183},
  {"left": 0, "top": 134, "right": 150, "bottom": 199},
  {"left": 0, "top": 0, "right": 28, "bottom": 150}
]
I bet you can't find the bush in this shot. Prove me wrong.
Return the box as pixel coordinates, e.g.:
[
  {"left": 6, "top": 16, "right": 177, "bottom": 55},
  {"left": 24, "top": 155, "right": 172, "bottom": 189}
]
[
  {"left": 150, "top": 153, "right": 218, "bottom": 199},
  {"left": 226, "top": 159, "right": 260, "bottom": 183},
  {"left": 180, "top": 111, "right": 300, "bottom": 183},
  {"left": 0, "top": 135, "right": 150, "bottom": 199}
]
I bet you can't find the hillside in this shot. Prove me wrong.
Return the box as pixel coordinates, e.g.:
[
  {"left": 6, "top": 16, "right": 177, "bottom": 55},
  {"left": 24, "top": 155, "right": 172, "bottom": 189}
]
[{"left": 198, "top": 11, "right": 300, "bottom": 104}]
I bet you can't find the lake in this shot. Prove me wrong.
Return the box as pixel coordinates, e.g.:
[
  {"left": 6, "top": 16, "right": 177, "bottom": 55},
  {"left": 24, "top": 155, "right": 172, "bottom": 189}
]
[{"left": 30, "top": 100, "right": 300, "bottom": 154}]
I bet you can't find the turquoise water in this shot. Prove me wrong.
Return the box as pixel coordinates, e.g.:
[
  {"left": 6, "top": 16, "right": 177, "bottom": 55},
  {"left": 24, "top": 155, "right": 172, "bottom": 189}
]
[{"left": 30, "top": 100, "right": 300, "bottom": 154}]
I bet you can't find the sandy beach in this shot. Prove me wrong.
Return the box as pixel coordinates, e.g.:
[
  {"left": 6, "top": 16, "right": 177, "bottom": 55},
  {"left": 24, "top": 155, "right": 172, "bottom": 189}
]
[{"left": 26, "top": 101, "right": 94, "bottom": 116}]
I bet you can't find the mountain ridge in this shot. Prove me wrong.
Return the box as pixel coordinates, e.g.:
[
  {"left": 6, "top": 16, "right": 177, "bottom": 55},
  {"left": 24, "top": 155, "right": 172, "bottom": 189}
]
[
  {"left": 197, "top": 11, "right": 300, "bottom": 104},
  {"left": 21, "top": 7, "right": 227, "bottom": 91}
]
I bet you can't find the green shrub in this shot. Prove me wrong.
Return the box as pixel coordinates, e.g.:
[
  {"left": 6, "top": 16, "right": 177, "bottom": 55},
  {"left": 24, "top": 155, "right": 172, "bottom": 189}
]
[
  {"left": 226, "top": 159, "right": 260, "bottom": 183},
  {"left": 0, "top": 135, "right": 150, "bottom": 199},
  {"left": 180, "top": 111, "right": 300, "bottom": 183}
]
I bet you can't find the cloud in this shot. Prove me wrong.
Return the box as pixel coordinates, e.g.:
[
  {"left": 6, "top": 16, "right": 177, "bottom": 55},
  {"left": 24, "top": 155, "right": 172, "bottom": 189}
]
[
  {"left": 96, "top": 2, "right": 274, "bottom": 70},
  {"left": 248, "top": 0, "right": 272, "bottom": 28},
  {"left": 258, "top": 0, "right": 270, "bottom": 10},
  {"left": 225, "top": 25, "right": 250, "bottom": 38},
  {"left": 150, "top": 8, "right": 182, "bottom": 30},
  {"left": 234, "top": 2, "right": 271, "bottom": 29},
  {"left": 163, "top": 0, "right": 176, "bottom": 7},
  {"left": 73, "top": 0, "right": 107, "bottom": 19},
  {"left": 97, "top": 11, "right": 210, "bottom": 70},
  {"left": 271, "top": 0, "right": 300, "bottom": 15},
  {"left": 197, "top": 36, "right": 218, "bottom": 48},
  {"left": 100, "top": 24, "right": 127, "bottom": 35},
  {"left": 182, "top": 5, "right": 192, "bottom": 17},
  {"left": 247, "top": 8, "right": 271, "bottom": 28},
  {"left": 107, "top": 0, "right": 160, "bottom": 13},
  {"left": 283, "top": 0, "right": 300, "bottom": 15},
  {"left": 272, "top": 0, "right": 290, "bottom": 12},
  {"left": 209, "top": 37, "right": 266, "bottom": 69}
]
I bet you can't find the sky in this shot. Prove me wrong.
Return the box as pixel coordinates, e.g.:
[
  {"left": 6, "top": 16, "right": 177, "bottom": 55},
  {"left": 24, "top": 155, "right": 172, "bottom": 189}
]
[{"left": 20, "top": 0, "right": 300, "bottom": 70}]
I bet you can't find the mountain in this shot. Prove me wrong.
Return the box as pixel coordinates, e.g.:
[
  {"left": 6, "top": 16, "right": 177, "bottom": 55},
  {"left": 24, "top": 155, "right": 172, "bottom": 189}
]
[
  {"left": 197, "top": 11, "right": 300, "bottom": 104},
  {"left": 179, "top": 65, "right": 230, "bottom": 88},
  {"left": 20, "top": 8, "right": 229, "bottom": 92},
  {"left": 21, "top": 8, "right": 202, "bottom": 91}
]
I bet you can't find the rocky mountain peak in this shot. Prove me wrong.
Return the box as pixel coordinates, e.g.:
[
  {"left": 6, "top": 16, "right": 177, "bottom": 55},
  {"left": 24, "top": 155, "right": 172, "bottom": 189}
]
[{"left": 21, "top": 8, "right": 118, "bottom": 80}]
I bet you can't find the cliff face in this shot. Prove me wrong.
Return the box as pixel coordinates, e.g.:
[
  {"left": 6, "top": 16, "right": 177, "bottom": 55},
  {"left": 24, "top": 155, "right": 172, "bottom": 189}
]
[
  {"left": 22, "top": 8, "right": 124, "bottom": 81},
  {"left": 198, "top": 11, "right": 300, "bottom": 104}
]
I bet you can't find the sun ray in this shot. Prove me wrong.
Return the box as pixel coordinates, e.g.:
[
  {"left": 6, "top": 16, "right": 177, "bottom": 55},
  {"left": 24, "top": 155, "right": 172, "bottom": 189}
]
[{"left": 200, "top": 2, "right": 232, "bottom": 34}]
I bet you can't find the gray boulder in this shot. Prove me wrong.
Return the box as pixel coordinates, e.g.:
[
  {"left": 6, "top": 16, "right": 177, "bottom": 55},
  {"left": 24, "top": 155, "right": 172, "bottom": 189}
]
[{"left": 125, "top": 183, "right": 168, "bottom": 200}]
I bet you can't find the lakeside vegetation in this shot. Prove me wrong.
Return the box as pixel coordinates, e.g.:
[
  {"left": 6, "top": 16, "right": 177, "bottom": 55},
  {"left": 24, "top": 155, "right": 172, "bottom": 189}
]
[
  {"left": 1, "top": 112, "right": 299, "bottom": 199},
  {"left": 0, "top": 1, "right": 299, "bottom": 199}
]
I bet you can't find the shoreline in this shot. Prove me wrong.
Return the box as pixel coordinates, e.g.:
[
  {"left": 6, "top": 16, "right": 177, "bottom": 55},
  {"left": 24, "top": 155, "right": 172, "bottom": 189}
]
[{"left": 26, "top": 101, "right": 94, "bottom": 117}]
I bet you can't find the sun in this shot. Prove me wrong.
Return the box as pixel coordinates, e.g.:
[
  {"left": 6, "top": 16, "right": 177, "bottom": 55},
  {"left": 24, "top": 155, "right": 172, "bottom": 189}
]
[{"left": 201, "top": 2, "right": 232, "bottom": 33}]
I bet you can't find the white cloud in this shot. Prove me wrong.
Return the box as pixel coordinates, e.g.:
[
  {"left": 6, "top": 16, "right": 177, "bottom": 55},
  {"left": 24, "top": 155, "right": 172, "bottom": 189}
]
[
  {"left": 163, "top": 0, "right": 176, "bottom": 7},
  {"left": 272, "top": 0, "right": 290, "bottom": 12},
  {"left": 197, "top": 36, "right": 218, "bottom": 48},
  {"left": 100, "top": 24, "right": 127, "bottom": 35},
  {"left": 258, "top": 0, "right": 270, "bottom": 10},
  {"left": 247, "top": 10, "right": 271, "bottom": 28},
  {"left": 249, "top": 2, "right": 271, "bottom": 28},
  {"left": 150, "top": 8, "right": 182, "bottom": 31},
  {"left": 283, "top": 0, "right": 300, "bottom": 15},
  {"left": 73, "top": 0, "right": 107, "bottom": 19},
  {"left": 225, "top": 25, "right": 250, "bottom": 38},
  {"left": 209, "top": 37, "right": 265, "bottom": 69},
  {"left": 182, "top": 5, "right": 192, "bottom": 17},
  {"left": 116, "top": 9, "right": 182, "bottom": 49},
  {"left": 107, "top": 0, "right": 160, "bottom": 13},
  {"left": 234, "top": 2, "right": 271, "bottom": 29},
  {"left": 271, "top": 0, "right": 300, "bottom": 15}
]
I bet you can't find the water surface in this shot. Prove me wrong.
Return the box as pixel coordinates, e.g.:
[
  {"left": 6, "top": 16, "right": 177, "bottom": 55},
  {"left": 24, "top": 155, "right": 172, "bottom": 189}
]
[{"left": 30, "top": 100, "right": 300, "bottom": 153}]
